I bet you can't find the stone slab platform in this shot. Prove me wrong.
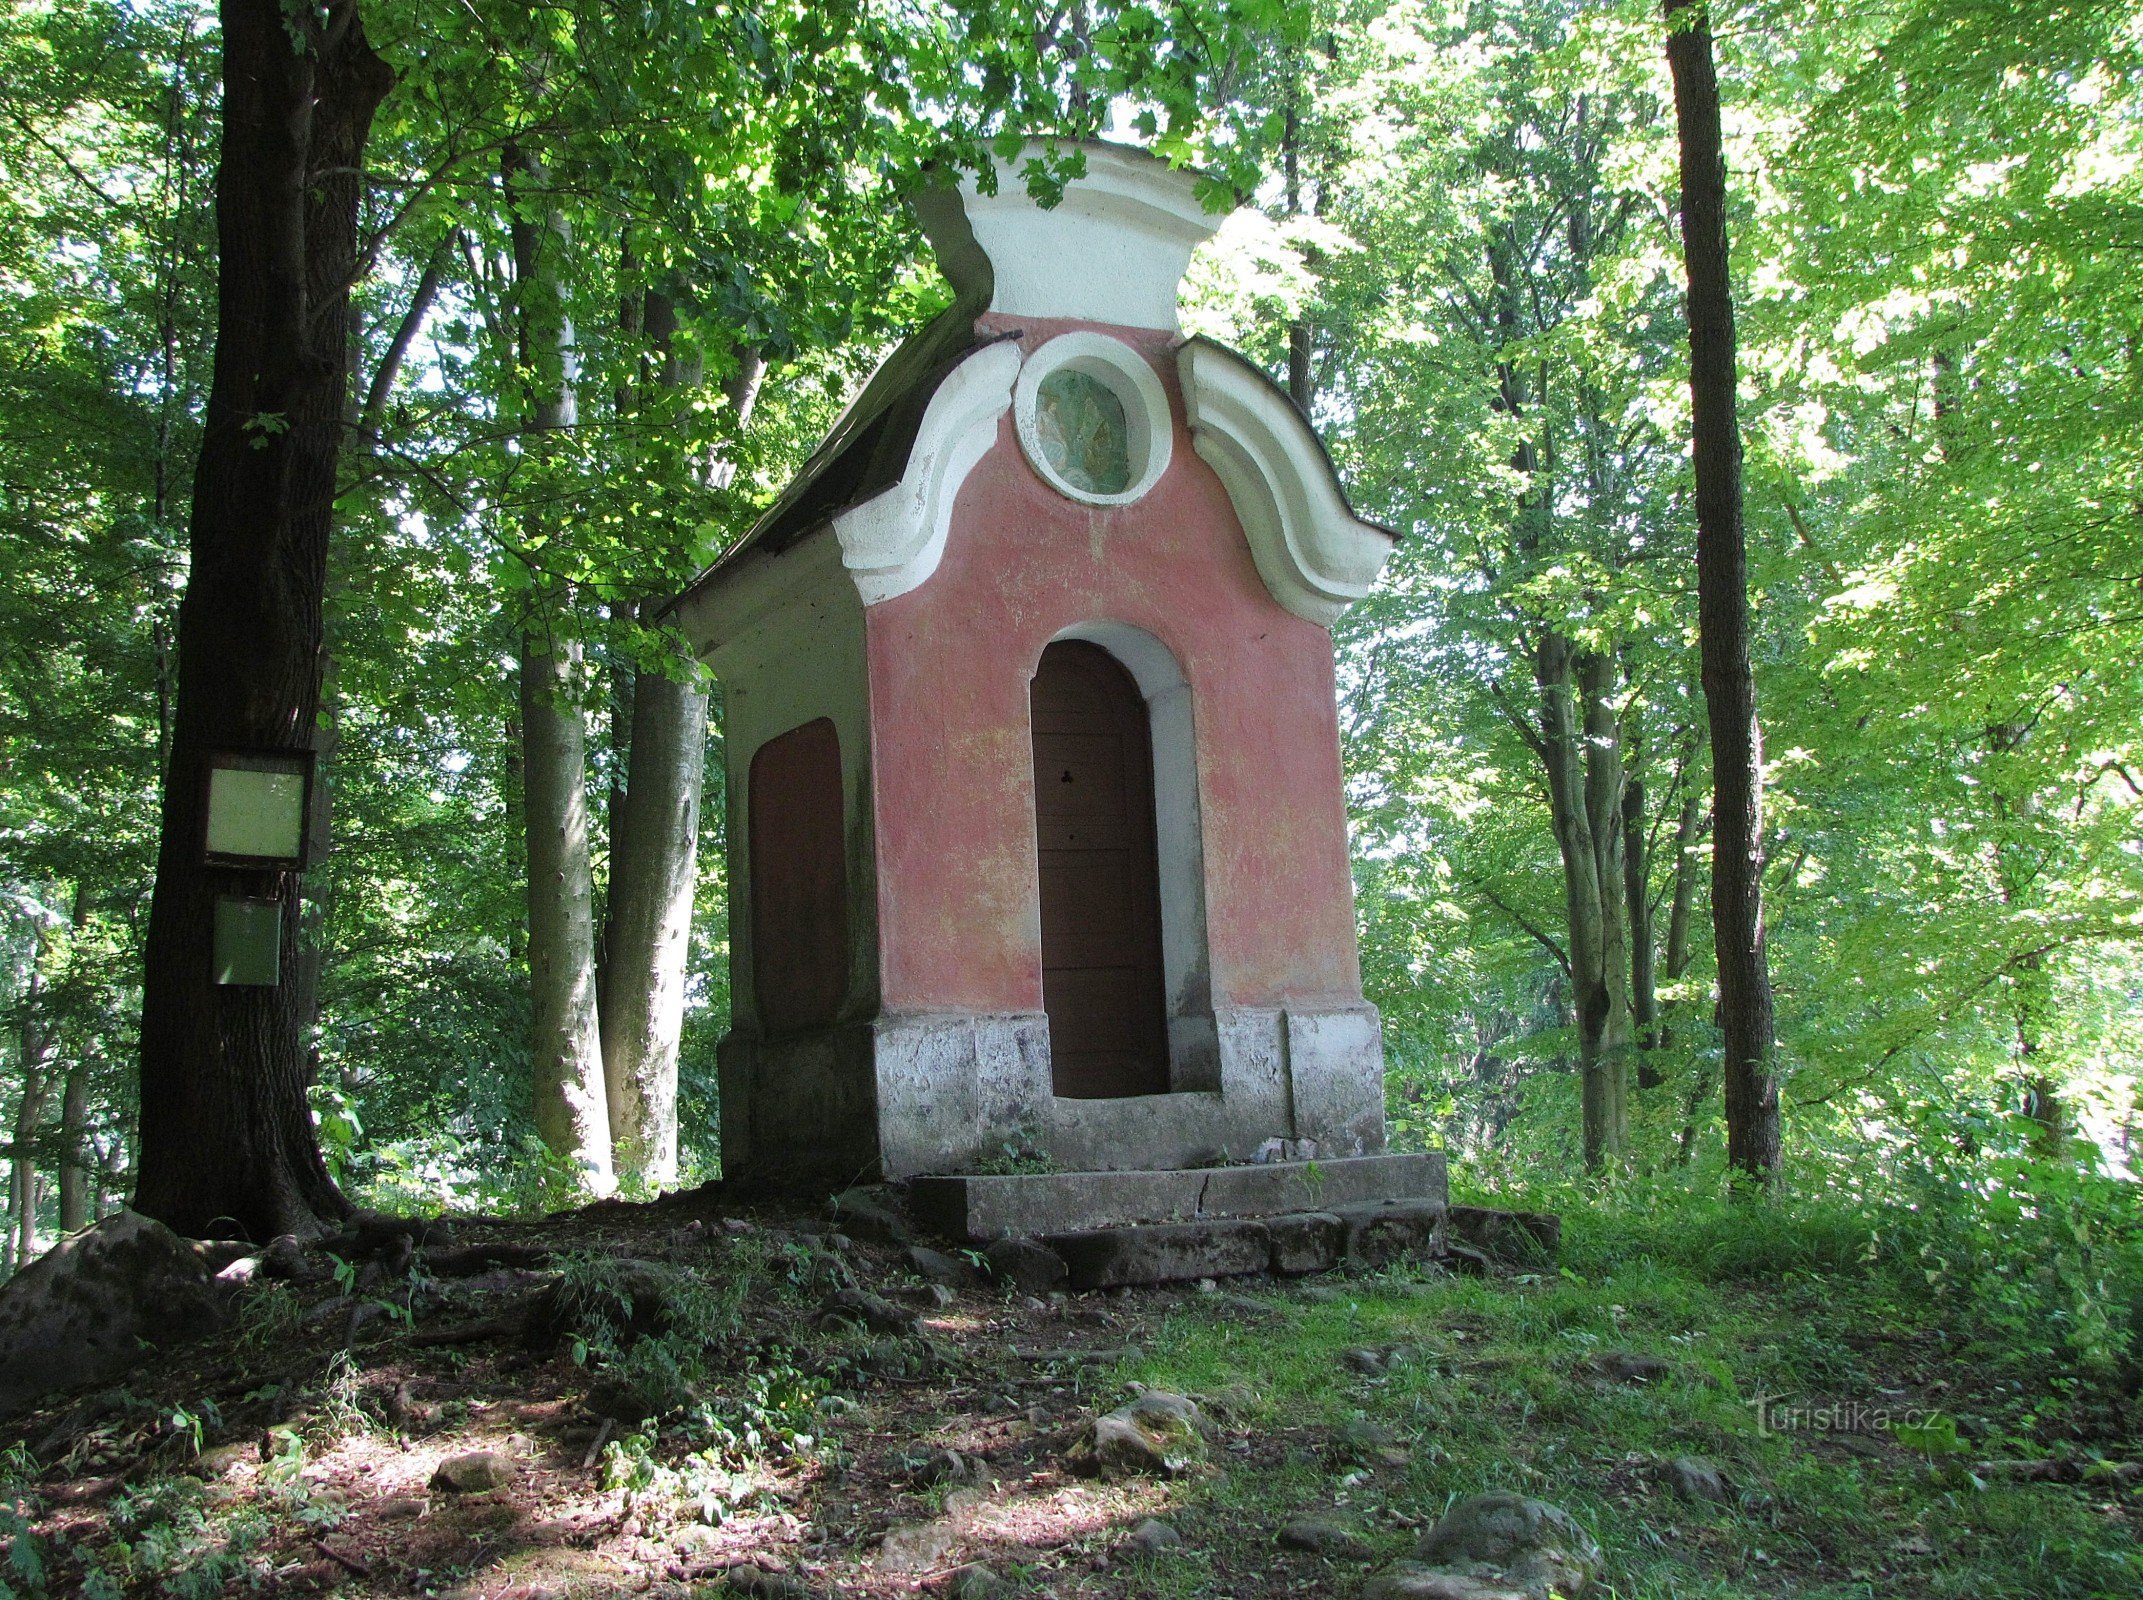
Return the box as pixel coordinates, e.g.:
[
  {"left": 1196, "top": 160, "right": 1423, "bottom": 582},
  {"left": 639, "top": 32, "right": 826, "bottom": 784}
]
[
  {"left": 1044, "top": 1199, "right": 1450, "bottom": 1290},
  {"left": 907, "top": 1152, "right": 1447, "bottom": 1243}
]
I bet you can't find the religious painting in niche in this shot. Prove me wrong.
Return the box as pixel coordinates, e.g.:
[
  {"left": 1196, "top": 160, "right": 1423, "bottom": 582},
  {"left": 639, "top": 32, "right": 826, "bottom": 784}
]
[
  {"left": 1034, "top": 368, "right": 1131, "bottom": 496},
  {"left": 1030, "top": 640, "right": 1169, "bottom": 1098},
  {"left": 748, "top": 718, "right": 850, "bottom": 1037}
]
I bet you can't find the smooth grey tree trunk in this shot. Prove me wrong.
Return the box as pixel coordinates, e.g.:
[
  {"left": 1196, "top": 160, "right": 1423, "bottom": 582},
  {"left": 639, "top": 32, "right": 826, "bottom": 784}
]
[
  {"left": 510, "top": 145, "right": 612, "bottom": 1192},
  {"left": 58, "top": 1057, "right": 91, "bottom": 1233},
  {"left": 600, "top": 296, "right": 763, "bottom": 1186},
  {"left": 521, "top": 639, "right": 612, "bottom": 1189}
]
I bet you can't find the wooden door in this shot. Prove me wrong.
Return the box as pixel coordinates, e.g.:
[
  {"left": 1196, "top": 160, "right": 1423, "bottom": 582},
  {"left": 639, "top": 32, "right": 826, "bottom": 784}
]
[{"left": 1030, "top": 641, "right": 1169, "bottom": 1098}]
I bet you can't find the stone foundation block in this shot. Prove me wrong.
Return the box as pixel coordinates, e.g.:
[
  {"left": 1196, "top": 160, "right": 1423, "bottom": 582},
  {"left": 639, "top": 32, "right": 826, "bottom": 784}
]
[
  {"left": 1047, "top": 1220, "right": 1272, "bottom": 1290},
  {"left": 1335, "top": 1200, "right": 1448, "bottom": 1268},
  {"left": 1265, "top": 1211, "right": 1344, "bottom": 1275}
]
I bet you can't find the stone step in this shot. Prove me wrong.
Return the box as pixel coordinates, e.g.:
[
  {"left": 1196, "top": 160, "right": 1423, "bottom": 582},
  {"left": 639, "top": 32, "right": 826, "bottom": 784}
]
[
  {"left": 908, "top": 1152, "right": 1447, "bottom": 1243},
  {"left": 1044, "top": 1199, "right": 1450, "bottom": 1290}
]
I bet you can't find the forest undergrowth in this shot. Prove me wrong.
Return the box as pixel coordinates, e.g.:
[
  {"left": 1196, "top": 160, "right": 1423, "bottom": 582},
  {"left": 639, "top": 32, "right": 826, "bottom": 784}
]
[{"left": 2, "top": 1182, "right": 2136, "bottom": 1600}]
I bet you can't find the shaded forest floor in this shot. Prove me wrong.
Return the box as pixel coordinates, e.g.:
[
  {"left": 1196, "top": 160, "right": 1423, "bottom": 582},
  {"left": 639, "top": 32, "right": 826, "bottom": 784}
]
[{"left": 2, "top": 1185, "right": 2138, "bottom": 1599}]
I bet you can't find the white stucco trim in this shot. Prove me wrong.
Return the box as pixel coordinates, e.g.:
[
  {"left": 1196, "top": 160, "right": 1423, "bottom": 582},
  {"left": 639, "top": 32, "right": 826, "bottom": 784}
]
[
  {"left": 1176, "top": 341, "right": 1398, "bottom": 626},
  {"left": 1014, "top": 333, "right": 1173, "bottom": 507},
  {"left": 1045, "top": 621, "right": 1218, "bottom": 1092},
  {"left": 831, "top": 340, "right": 1021, "bottom": 606},
  {"left": 919, "top": 141, "right": 1222, "bottom": 332}
]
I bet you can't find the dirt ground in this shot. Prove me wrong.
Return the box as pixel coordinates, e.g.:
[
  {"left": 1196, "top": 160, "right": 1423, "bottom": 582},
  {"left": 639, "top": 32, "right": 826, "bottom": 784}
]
[{"left": 3, "top": 1184, "right": 2138, "bottom": 1600}]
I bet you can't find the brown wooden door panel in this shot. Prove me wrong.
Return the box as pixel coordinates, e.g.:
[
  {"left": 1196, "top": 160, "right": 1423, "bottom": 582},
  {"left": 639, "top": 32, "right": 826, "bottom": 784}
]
[
  {"left": 748, "top": 718, "right": 850, "bottom": 1038},
  {"left": 1030, "top": 641, "right": 1169, "bottom": 1099}
]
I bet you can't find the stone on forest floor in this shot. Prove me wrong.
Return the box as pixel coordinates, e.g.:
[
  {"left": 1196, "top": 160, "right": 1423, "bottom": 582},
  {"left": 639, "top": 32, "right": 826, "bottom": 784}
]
[
  {"left": 0, "top": 1210, "right": 227, "bottom": 1419},
  {"left": 1067, "top": 1391, "right": 1213, "bottom": 1478},
  {"left": 898, "top": 1446, "right": 973, "bottom": 1486},
  {"left": 876, "top": 1518, "right": 957, "bottom": 1573},
  {"left": 430, "top": 1449, "right": 516, "bottom": 1492},
  {"left": 1368, "top": 1490, "right": 1601, "bottom": 1600},
  {"left": 821, "top": 1287, "right": 920, "bottom": 1336},
  {"left": 721, "top": 1563, "right": 820, "bottom": 1598},
  {"left": 1588, "top": 1350, "right": 1672, "bottom": 1385},
  {"left": 946, "top": 1562, "right": 1010, "bottom": 1598},
  {"left": 1334, "top": 1417, "right": 1411, "bottom": 1466},
  {"left": 1664, "top": 1454, "right": 1731, "bottom": 1503},
  {"left": 827, "top": 1189, "right": 910, "bottom": 1246},
  {"left": 1120, "top": 1518, "right": 1184, "bottom": 1555},
  {"left": 983, "top": 1238, "right": 1068, "bottom": 1294},
  {"left": 906, "top": 1245, "right": 981, "bottom": 1288},
  {"left": 1278, "top": 1516, "right": 1373, "bottom": 1559},
  {"left": 1360, "top": 1563, "right": 1535, "bottom": 1600}
]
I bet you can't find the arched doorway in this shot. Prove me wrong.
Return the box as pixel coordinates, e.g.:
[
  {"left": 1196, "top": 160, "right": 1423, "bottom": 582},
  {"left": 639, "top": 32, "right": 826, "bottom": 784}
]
[{"left": 1030, "top": 640, "right": 1170, "bottom": 1098}]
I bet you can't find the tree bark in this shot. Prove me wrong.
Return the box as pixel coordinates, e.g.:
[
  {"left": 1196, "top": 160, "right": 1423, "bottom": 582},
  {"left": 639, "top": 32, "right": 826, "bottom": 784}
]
[
  {"left": 1666, "top": 0, "right": 1779, "bottom": 1187},
  {"left": 58, "top": 1056, "right": 92, "bottom": 1233},
  {"left": 1534, "top": 633, "right": 1633, "bottom": 1168},
  {"left": 521, "top": 639, "right": 612, "bottom": 1187},
  {"left": 601, "top": 297, "right": 763, "bottom": 1186},
  {"left": 507, "top": 144, "right": 612, "bottom": 1192},
  {"left": 1624, "top": 745, "right": 1663, "bottom": 1087},
  {"left": 133, "top": 2, "right": 390, "bottom": 1241}
]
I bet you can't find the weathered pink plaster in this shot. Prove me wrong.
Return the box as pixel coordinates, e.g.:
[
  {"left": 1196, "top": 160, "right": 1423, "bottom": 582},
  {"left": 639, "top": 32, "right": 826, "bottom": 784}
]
[{"left": 866, "top": 315, "right": 1365, "bottom": 1018}]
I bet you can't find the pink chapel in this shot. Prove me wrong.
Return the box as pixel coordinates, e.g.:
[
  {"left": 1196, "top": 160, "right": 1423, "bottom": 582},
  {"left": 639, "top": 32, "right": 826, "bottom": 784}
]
[{"left": 673, "top": 141, "right": 1429, "bottom": 1215}]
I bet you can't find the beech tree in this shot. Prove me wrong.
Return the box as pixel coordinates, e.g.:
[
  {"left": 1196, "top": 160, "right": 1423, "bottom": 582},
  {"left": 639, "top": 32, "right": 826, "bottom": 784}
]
[
  {"left": 1664, "top": 0, "right": 1778, "bottom": 1185},
  {"left": 132, "top": 1, "right": 393, "bottom": 1241}
]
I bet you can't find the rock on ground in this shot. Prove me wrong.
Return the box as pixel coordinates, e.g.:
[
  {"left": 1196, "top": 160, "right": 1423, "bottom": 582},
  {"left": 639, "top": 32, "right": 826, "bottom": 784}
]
[
  {"left": 905, "top": 1245, "right": 981, "bottom": 1289},
  {"left": 1368, "top": 1491, "right": 1600, "bottom": 1600},
  {"left": 1361, "top": 1564, "right": 1536, "bottom": 1600},
  {"left": 430, "top": 1449, "right": 516, "bottom": 1492},
  {"left": 984, "top": 1237, "right": 1069, "bottom": 1294},
  {"left": 1279, "top": 1516, "right": 1373, "bottom": 1559},
  {"left": 0, "top": 1211, "right": 226, "bottom": 1419},
  {"left": 1120, "top": 1518, "right": 1184, "bottom": 1555},
  {"left": 947, "top": 1562, "right": 1011, "bottom": 1598},
  {"left": 1665, "top": 1454, "right": 1731, "bottom": 1503},
  {"left": 876, "top": 1518, "right": 957, "bottom": 1573},
  {"left": 1067, "top": 1391, "right": 1213, "bottom": 1479}
]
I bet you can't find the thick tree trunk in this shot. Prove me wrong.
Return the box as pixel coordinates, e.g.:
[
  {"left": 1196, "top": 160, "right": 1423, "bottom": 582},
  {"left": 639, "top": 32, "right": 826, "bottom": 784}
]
[
  {"left": 1535, "top": 633, "right": 1632, "bottom": 1168},
  {"left": 521, "top": 640, "right": 612, "bottom": 1188},
  {"left": 600, "top": 298, "right": 763, "bottom": 1186},
  {"left": 1667, "top": 0, "right": 1780, "bottom": 1187},
  {"left": 506, "top": 146, "right": 612, "bottom": 1192},
  {"left": 133, "top": 3, "right": 388, "bottom": 1241}
]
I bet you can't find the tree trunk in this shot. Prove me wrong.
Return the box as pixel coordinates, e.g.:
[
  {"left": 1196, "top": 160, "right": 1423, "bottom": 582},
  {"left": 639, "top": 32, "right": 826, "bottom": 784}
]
[
  {"left": 521, "top": 640, "right": 612, "bottom": 1187},
  {"left": 1625, "top": 747, "right": 1663, "bottom": 1088},
  {"left": 1534, "top": 633, "right": 1632, "bottom": 1168},
  {"left": 58, "top": 1057, "right": 92, "bottom": 1233},
  {"left": 507, "top": 144, "right": 612, "bottom": 1192},
  {"left": 10, "top": 1055, "right": 47, "bottom": 1270},
  {"left": 600, "top": 297, "right": 763, "bottom": 1186},
  {"left": 1666, "top": 0, "right": 1780, "bottom": 1188},
  {"left": 133, "top": 3, "right": 389, "bottom": 1241}
]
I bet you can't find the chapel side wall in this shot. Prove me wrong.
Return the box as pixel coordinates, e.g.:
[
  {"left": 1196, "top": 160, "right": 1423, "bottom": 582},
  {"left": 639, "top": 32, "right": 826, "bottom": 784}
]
[
  {"left": 689, "top": 533, "right": 883, "bottom": 1181},
  {"left": 863, "top": 317, "right": 1367, "bottom": 1032}
]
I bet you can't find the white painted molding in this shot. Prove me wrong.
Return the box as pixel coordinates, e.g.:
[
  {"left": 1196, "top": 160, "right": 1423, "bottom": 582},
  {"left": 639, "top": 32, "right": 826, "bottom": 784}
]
[
  {"left": 1176, "top": 340, "right": 1398, "bottom": 626},
  {"left": 917, "top": 141, "right": 1222, "bottom": 332},
  {"left": 1013, "top": 332, "right": 1173, "bottom": 507},
  {"left": 832, "top": 340, "right": 1021, "bottom": 606}
]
